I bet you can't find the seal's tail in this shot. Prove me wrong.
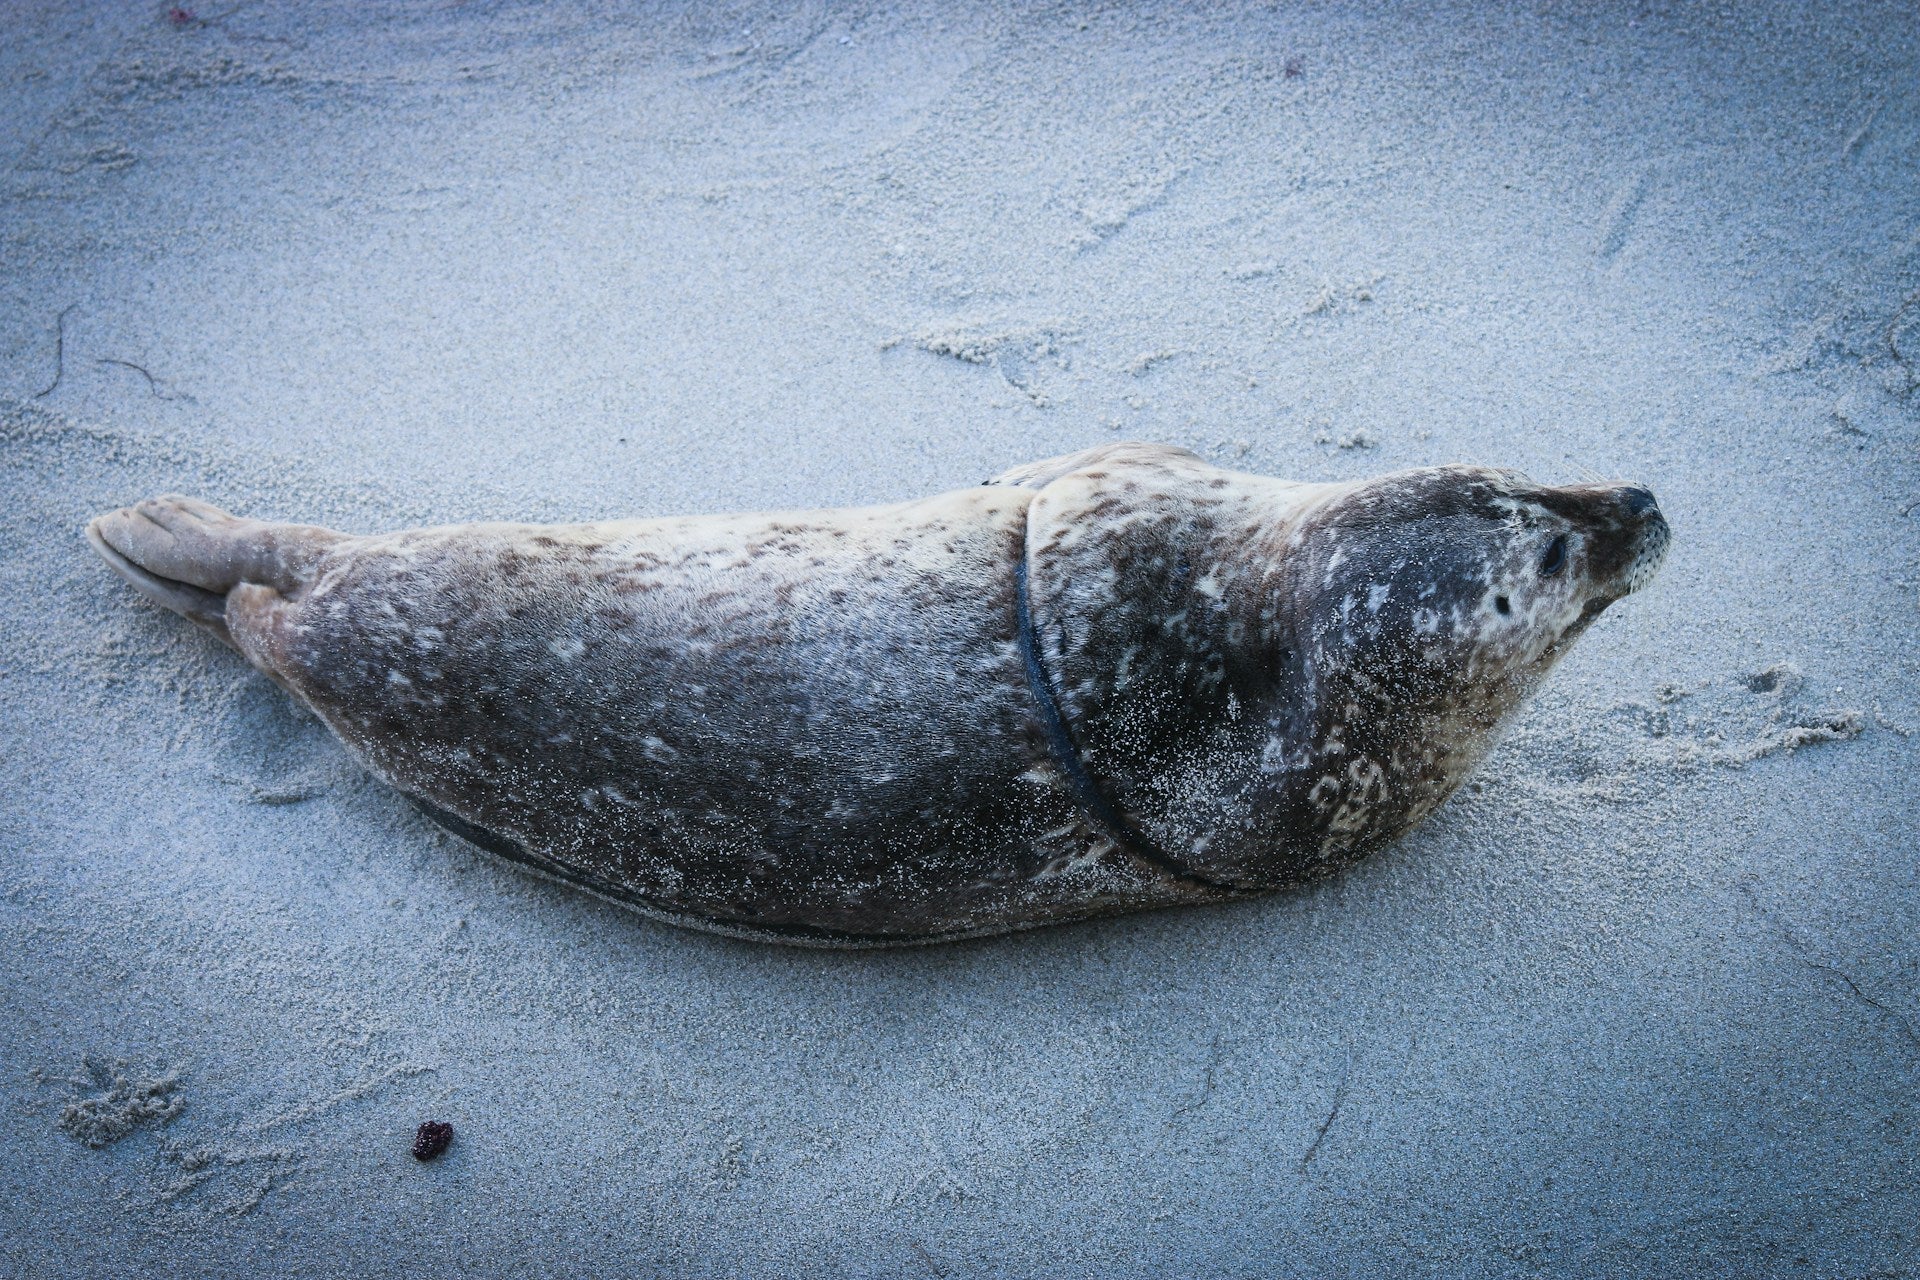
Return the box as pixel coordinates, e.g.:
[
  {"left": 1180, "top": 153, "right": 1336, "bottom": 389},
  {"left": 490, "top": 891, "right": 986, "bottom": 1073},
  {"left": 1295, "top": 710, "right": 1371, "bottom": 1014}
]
[{"left": 85, "top": 495, "right": 344, "bottom": 650}]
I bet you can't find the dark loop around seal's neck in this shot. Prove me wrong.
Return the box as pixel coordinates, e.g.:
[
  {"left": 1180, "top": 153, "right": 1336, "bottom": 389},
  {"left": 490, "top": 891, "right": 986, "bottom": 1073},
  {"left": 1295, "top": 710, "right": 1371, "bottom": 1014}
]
[{"left": 1012, "top": 520, "right": 1242, "bottom": 895}]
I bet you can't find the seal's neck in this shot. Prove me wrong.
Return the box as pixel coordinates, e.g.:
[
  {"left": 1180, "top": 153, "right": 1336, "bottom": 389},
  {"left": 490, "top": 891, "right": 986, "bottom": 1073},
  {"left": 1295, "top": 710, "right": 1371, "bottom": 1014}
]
[{"left": 1021, "top": 469, "right": 1341, "bottom": 883}]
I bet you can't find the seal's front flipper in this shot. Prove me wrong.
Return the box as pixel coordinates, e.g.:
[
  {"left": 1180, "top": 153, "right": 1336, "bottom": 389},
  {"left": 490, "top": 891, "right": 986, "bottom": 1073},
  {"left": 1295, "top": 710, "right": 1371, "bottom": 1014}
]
[{"left": 85, "top": 495, "right": 344, "bottom": 650}]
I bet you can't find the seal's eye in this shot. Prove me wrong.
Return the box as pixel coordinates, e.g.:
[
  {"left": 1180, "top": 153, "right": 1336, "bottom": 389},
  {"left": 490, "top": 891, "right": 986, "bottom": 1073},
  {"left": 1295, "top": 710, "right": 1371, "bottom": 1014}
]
[
  {"left": 1495, "top": 595, "right": 1512, "bottom": 615},
  {"left": 1540, "top": 534, "right": 1568, "bottom": 577}
]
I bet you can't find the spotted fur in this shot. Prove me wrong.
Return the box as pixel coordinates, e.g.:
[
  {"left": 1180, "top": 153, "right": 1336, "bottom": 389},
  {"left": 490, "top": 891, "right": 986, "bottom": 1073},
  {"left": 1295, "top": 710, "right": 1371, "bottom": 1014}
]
[{"left": 86, "top": 444, "right": 1668, "bottom": 946}]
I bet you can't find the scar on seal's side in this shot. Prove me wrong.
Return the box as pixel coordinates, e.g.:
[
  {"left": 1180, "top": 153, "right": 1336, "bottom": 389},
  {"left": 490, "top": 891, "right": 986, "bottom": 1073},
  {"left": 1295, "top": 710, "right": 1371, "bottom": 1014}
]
[{"left": 87, "top": 442, "right": 1669, "bottom": 946}]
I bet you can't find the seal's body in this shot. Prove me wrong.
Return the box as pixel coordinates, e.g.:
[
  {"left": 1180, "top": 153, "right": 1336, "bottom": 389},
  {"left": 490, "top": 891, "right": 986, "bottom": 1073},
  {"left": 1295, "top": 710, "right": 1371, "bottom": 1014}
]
[{"left": 87, "top": 444, "right": 1668, "bottom": 945}]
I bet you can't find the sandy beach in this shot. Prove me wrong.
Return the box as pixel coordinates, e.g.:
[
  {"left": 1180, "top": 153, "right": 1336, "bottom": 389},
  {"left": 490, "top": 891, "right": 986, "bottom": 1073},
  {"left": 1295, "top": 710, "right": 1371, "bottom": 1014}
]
[{"left": 3, "top": 1, "right": 1917, "bottom": 1275}]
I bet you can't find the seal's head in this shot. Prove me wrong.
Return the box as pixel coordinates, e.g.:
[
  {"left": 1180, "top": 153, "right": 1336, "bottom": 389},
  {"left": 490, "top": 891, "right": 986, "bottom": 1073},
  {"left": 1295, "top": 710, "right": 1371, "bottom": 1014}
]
[
  {"left": 1293, "top": 464, "right": 1669, "bottom": 697},
  {"left": 1255, "top": 464, "right": 1669, "bottom": 868}
]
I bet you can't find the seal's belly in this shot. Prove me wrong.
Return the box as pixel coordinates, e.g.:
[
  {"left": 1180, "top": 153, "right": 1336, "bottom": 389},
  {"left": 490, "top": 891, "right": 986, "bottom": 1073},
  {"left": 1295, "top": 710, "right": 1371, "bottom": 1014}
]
[{"left": 276, "top": 487, "right": 1149, "bottom": 939}]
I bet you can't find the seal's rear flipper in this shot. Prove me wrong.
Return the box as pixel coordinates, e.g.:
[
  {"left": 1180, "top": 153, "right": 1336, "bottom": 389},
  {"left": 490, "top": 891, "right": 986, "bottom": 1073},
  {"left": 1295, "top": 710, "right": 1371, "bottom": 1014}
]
[
  {"left": 85, "top": 495, "right": 343, "bottom": 652},
  {"left": 86, "top": 518, "right": 234, "bottom": 642}
]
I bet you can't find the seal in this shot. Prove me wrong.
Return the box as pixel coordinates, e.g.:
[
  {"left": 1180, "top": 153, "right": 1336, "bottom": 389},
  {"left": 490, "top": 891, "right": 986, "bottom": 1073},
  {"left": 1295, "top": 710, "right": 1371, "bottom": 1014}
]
[{"left": 85, "top": 443, "right": 1669, "bottom": 946}]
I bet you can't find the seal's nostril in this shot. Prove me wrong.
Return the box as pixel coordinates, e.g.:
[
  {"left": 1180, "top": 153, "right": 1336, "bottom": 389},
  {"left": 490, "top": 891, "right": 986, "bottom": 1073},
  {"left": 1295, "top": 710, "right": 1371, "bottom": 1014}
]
[{"left": 1621, "top": 486, "right": 1657, "bottom": 516}]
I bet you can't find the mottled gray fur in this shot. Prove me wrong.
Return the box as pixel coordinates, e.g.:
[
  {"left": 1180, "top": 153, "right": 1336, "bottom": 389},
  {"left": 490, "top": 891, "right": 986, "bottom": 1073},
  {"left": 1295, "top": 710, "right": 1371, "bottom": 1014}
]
[{"left": 87, "top": 443, "right": 1668, "bottom": 945}]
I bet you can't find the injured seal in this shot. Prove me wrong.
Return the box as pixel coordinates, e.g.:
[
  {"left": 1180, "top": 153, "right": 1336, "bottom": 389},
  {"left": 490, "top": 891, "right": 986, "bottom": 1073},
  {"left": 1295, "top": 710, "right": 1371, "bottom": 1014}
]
[{"left": 86, "top": 443, "right": 1669, "bottom": 946}]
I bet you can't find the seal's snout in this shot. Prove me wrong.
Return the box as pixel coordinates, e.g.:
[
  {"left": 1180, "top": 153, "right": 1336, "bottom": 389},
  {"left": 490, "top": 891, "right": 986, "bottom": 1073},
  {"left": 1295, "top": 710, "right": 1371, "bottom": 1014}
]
[
  {"left": 1619, "top": 485, "right": 1658, "bottom": 517},
  {"left": 1534, "top": 478, "right": 1669, "bottom": 608},
  {"left": 1597, "top": 483, "right": 1669, "bottom": 598}
]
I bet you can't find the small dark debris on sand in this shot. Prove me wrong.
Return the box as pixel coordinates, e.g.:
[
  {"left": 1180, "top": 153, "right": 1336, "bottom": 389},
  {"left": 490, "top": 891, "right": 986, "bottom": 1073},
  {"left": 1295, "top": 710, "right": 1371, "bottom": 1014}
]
[{"left": 411, "top": 1120, "right": 453, "bottom": 1161}]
